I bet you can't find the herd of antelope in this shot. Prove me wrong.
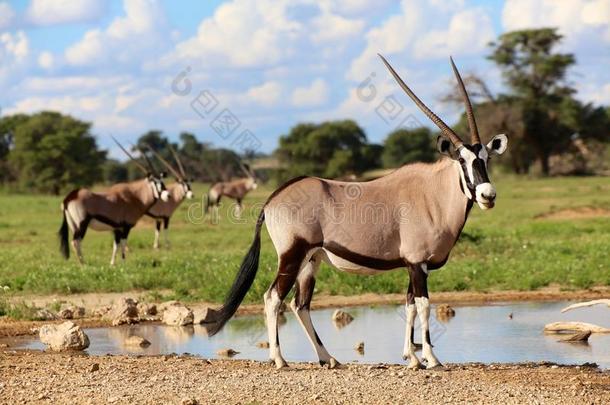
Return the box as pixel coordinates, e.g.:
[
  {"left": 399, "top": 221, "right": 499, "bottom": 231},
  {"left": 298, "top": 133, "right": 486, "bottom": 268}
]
[{"left": 58, "top": 56, "right": 508, "bottom": 370}]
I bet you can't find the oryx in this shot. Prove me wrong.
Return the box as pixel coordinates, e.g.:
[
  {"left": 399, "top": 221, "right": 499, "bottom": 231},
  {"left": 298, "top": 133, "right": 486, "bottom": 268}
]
[
  {"left": 58, "top": 138, "right": 169, "bottom": 265},
  {"left": 203, "top": 55, "right": 508, "bottom": 370},
  {"left": 205, "top": 162, "right": 258, "bottom": 221},
  {"left": 145, "top": 144, "right": 194, "bottom": 249}
]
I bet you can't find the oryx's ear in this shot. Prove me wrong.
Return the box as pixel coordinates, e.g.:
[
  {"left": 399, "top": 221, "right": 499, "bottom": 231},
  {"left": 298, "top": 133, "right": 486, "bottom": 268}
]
[
  {"left": 436, "top": 135, "right": 458, "bottom": 158},
  {"left": 160, "top": 171, "right": 167, "bottom": 178},
  {"left": 486, "top": 134, "right": 508, "bottom": 156}
]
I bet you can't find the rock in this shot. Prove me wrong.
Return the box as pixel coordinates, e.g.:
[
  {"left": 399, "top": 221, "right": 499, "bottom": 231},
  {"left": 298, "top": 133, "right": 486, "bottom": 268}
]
[
  {"left": 89, "top": 363, "right": 99, "bottom": 372},
  {"left": 193, "top": 307, "right": 219, "bottom": 324},
  {"left": 158, "top": 300, "right": 181, "bottom": 312},
  {"left": 162, "top": 304, "right": 194, "bottom": 326},
  {"left": 0, "top": 343, "right": 9, "bottom": 348},
  {"left": 435, "top": 304, "right": 455, "bottom": 320},
  {"left": 332, "top": 309, "right": 354, "bottom": 328},
  {"left": 138, "top": 302, "right": 157, "bottom": 316},
  {"left": 57, "top": 308, "right": 73, "bottom": 320},
  {"left": 544, "top": 322, "right": 610, "bottom": 334},
  {"left": 105, "top": 298, "right": 139, "bottom": 326},
  {"left": 93, "top": 305, "right": 111, "bottom": 318},
  {"left": 34, "top": 309, "right": 57, "bottom": 321},
  {"left": 256, "top": 341, "right": 270, "bottom": 349},
  {"left": 354, "top": 341, "right": 365, "bottom": 355},
  {"left": 124, "top": 335, "right": 151, "bottom": 347},
  {"left": 181, "top": 398, "right": 199, "bottom": 405},
  {"left": 559, "top": 331, "right": 591, "bottom": 343},
  {"left": 71, "top": 306, "right": 86, "bottom": 318},
  {"left": 39, "top": 321, "right": 89, "bottom": 351},
  {"left": 216, "top": 348, "right": 239, "bottom": 357}
]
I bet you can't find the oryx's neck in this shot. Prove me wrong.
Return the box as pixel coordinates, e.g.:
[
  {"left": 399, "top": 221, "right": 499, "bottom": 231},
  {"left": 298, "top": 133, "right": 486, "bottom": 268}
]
[{"left": 126, "top": 178, "right": 157, "bottom": 207}]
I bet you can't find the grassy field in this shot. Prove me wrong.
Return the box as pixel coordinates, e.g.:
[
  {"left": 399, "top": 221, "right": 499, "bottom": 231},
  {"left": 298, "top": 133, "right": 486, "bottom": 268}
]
[{"left": 0, "top": 175, "right": 609, "bottom": 309}]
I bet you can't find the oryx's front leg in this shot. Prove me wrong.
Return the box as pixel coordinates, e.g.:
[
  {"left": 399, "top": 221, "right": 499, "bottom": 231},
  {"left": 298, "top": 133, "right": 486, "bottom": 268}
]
[
  {"left": 111, "top": 230, "right": 121, "bottom": 266},
  {"left": 290, "top": 255, "right": 339, "bottom": 368},
  {"left": 409, "top": 263, "right": 442, "bottom": 369},
  {"left": 402, "top": 281, "right": 422, "bottom": 369}
]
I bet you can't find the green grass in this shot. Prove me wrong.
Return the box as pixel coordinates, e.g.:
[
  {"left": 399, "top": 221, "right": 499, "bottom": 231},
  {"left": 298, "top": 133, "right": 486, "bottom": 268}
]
[{"left": 0, "top": 176, "right": 608, "bottom": 305}]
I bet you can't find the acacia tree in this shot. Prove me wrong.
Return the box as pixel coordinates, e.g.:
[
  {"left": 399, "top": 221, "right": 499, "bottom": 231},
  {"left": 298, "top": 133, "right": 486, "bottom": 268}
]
[
  {"left": 9, "top": 111, "right": 106, "bottom": 194},
  {"left": 489, "top": 28, "right": 578, "bottom": 175}
]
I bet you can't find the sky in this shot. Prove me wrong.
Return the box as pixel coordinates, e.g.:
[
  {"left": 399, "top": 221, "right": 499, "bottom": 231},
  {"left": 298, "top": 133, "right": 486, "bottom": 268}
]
[{"left": 1, "top": 0, "right": 609, "bottom": 158}]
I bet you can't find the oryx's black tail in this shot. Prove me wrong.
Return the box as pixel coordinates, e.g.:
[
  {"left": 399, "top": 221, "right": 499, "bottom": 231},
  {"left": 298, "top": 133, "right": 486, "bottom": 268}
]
[
  {"left": 59, "top": 210, "right": 69, "bottom": 259},
  {"left": 204, "top": 210, "right": 265, "bottom": 335}
]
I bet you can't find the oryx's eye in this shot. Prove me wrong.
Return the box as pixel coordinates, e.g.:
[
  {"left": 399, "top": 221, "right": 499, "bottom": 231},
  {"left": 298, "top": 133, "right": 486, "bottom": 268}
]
[{"left": 458, "top": 158, "right": 465, "bottom": 164}]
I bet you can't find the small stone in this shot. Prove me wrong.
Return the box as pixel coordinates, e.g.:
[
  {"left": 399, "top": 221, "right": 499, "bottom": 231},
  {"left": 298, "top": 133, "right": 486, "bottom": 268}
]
[
  {"left": 34, "top": 308, "right": 57, "bottom": 321},
  {"left": 90, "top": 363, "right": 100, "bottom": 372},
  {"left": 332, "top": 309, "right": 354, "bottom": 328},
  {"left": 39, "top": 321, "right": 89, "bottom": 351},
  {"left": 216, "top": 348, "right": 239, "bottom": 357},
  {"left": 181, "top": 398, "right": 199, "bottom": 405},
  {"left": 93, "top": 305, "right": 111, "bottom": 318},
  {"left": 354, "top": 341, "right": 364, "bottom": 355},
  {"left": 124, "top": 335, "right": 151, "bottom": 347},
  {"left": 137, "top": 303, "right": 157, "bottom": 317},
  {"left": 559, "top": 331, "right": 591, "bottom": 343},
  {"left": 193, "top": 307, "right": 219, "bottom": 324},
  {"left": 256, "top": 341, "right": 270, "bottom": 349},
  {"left": 105, "top": 298, "right": 139, "bottom": 326},
  {"left": 162, "top": 304, "right": 194, "bottom": 326},
  {"left": 57, "top": 308, "right": 74, "bottom": 319},
  {"left": 435, "top": 304, "right": 455, "bottom": 321}
]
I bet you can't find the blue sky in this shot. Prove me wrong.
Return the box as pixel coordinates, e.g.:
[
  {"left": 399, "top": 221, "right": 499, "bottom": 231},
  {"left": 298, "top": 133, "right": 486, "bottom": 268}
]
[{"left": 1, "top": 0, "right": 609, "bottom": 158}]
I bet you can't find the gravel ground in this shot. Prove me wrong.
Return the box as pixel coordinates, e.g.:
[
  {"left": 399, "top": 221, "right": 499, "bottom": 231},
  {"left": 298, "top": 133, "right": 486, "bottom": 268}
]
[{"left": 1, "top": 350, "right": 609, "bottom": 404}]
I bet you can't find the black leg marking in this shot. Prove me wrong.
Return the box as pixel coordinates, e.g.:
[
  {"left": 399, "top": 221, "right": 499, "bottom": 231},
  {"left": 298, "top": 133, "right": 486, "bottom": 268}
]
[
  {"left": 163, "top": 217, "right": 169, "bottom": 229},
  {"left": 73, "top": 216, "right": 91, "bottom": 240},
  {"left": 155, "top": 220, "right": 161, "bottom": 231}
]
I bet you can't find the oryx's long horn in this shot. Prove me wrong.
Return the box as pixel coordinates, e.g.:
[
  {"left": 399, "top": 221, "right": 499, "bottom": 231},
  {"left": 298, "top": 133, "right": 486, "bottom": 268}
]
[
  {"left": 450, "top": 56, "right": 480, "bottom": 145},
  {"left": 238, "top": 161, "right": 252, "bottom": 177},
  {"left": 111, "top": 136, "right": 148, "bottom": 175},
  {"left": 378, "top": 54, "right": 464, "bottom": 147},
  {"left": 168, "top": 144, "right": 186, "bottom": 178},
  {"left": 145, "top": 144, "right": 182, "bottom": 179},
  {"left": 131, "top": 143, "right": 157, "bottom": 174}
]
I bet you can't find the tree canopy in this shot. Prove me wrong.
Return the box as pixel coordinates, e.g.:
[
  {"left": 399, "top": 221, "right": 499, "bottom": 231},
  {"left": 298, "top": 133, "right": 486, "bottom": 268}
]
[
  {"left": 382, "top": 127, "right": 436, "bottom": 168},
  {"left": 6, "top": 111, "right": 106, "bottom": 194}
]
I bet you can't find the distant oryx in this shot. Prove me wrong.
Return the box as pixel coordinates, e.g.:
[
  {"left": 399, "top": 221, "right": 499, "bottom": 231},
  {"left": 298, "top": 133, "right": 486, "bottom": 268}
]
[
  {"left": 58, "top": 138, "right": 169, "bottom": 265},
  {"left": 205, "top": 163, "right": 258, "bottom": 221},
  {"left": 203, "top": 55, "right": 508, "bottom": 370},
  {"left": 145, "top": 145, "right": 194, "bottom": 249}
]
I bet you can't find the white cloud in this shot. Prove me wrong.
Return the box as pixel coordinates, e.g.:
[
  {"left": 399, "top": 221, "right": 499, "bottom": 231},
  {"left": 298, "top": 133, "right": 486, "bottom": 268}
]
[
  {"left": 1, "top": 31, "right": 29, "bottom": 61},
  {"left": 26, "top": 0, "right": 105, "bottom": 26},
  {"left": 65, "top": 0, "right": 170, "bottom": 67},
  {"left": 291, "top": 78, "right": 329, "bottom": 107},
  {"left": 171, "top": 0, "right": 301, "bottom": 68},
  {"left": 247, "top": 81, "right": 283, "bottom": 106},
  {"left": 310, "top": 12, "right": 365, "bottom": 43},
  {"left": 37, "top": 51, "right": 54, "bottom": 69},
  {"left": 318, "top": 0, "right": 394, "bottom": 17},
  {"left": 0, "top": 2, "right": 15, "bottom": 29},
  {"left": 503, "top": 0, "right": 610, "bottom": 43},
  {"left": 346, "top": 0, "right": 422, "bottom": 81},
  {"left": 413, "top": 8, "right": 495, "bottom": 59}
]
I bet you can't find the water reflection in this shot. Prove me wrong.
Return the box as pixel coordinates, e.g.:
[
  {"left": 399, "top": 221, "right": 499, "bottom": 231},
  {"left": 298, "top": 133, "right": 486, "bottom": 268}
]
[{"left": 16, "top": 301, "right": 610, "bottom": 368}]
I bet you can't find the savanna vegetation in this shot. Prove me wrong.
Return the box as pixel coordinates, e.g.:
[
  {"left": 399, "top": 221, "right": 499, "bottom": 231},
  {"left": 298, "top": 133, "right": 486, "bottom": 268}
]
[{"left": 0, "top": 175, "right": 608, "bottom": 311}]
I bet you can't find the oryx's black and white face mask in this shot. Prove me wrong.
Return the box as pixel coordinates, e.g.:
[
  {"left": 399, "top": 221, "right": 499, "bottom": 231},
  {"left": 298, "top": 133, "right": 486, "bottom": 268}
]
[
  {"left": 437, "top": 134, "right": 508, "bottom": 210},
  {"left": 148, "top": 173, "right": 169, "bottom": 202}
]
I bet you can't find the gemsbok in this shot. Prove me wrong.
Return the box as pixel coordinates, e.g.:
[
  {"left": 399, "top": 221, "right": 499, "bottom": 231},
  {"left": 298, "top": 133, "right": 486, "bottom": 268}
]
[
  {"left": 145, "top": 145, "right": 194, "bottom": 249},
  {"left": 58, "top": 138, "right": 169, "bottom": 265},
  {"left": 205, "top": 162, "right": 258, "bottom": 221},
  {"left": 203, "top": 55, "right": 508, "bottom": 370}
]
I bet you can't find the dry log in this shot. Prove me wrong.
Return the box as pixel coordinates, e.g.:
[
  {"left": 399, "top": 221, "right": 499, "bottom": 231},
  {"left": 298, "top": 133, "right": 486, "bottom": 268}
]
[
  {"left": 561, "top": 299, "right": 610, "bottom": 313},
  {"left": 544, "top": 321, "right": 610, "bottom": 334}
]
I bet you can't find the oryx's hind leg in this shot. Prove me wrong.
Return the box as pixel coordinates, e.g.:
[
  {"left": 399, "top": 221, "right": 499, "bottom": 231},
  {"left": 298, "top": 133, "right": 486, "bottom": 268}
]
[
  {"left": 71, "top": 216, "right": 90, "bottom": 265},
  {"left": 120, "top": 226, "right": 132, "bottom": 261},
  {"left": 290, "top": 253, "right": 339, "bottom": 368},
  {"left": 234, "top": 199, "right": 243, "bottom": 219},
  {"left": 264, "top": 240, "right": 309, "bottom": 369},
  {"left": 153, "top": 220, "right": 161, "bottom": 249},
  {"left": 111, "top": 230, "right": 121, "bottom": 266},
  {"left": 163, "top": 217, "right": 170, "bottom": 248},
  {"left": 403, "top": 280, "right": 422, "bottom": 369},
  {"left": 408, "top": 263, "right": 442, "bottom": 369}
]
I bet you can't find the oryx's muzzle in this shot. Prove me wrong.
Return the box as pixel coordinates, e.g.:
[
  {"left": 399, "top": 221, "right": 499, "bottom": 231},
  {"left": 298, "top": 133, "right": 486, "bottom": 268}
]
[
  {"left": 186, "top": 190, "right": 194, "bottom": 199},
  {"left": 475, "top": 183, "right": 496, "bottom": 210},
  {"left": 160, "top": 190, "right": 170, "bottom": 202}
]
